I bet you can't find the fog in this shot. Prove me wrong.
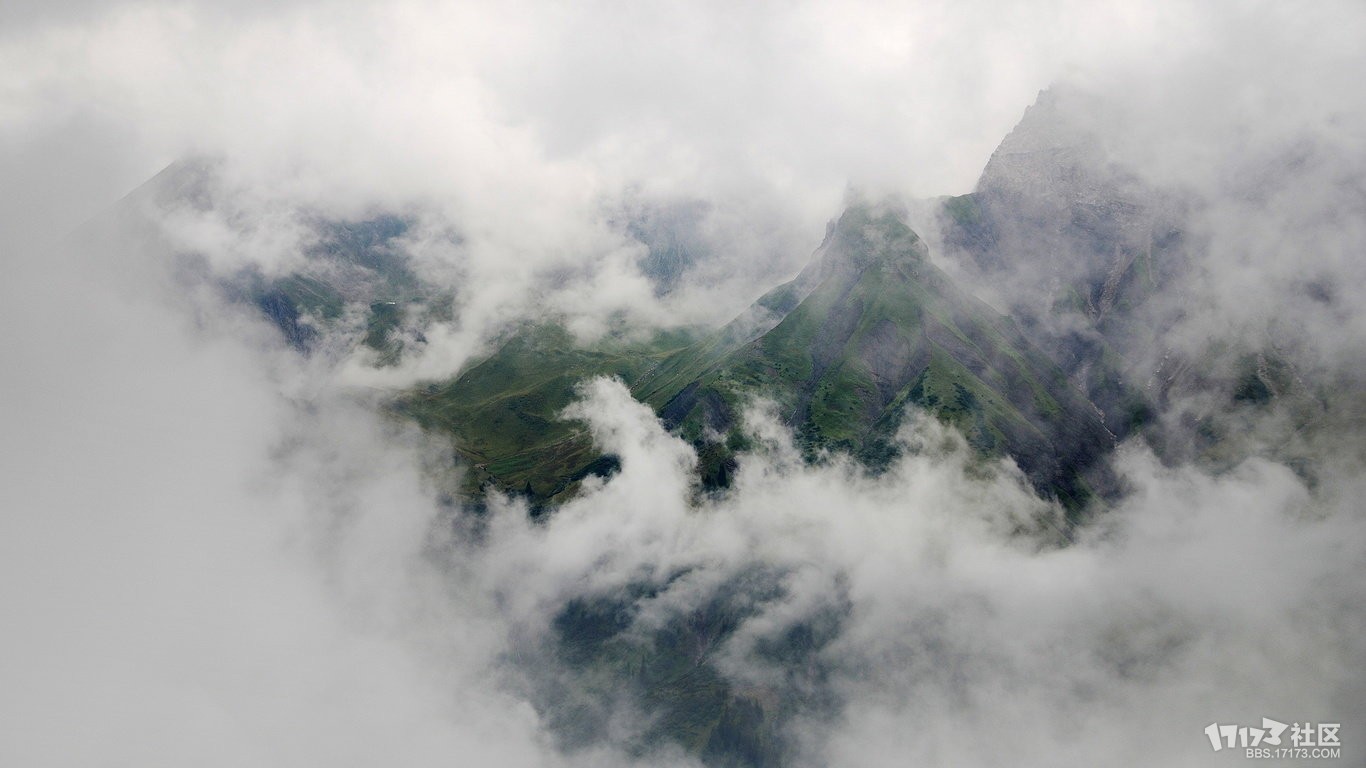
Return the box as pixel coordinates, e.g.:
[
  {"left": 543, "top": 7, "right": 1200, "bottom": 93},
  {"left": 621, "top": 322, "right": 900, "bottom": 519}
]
[{"left": 4, "top": 1, "right": 1366, "bottom": 766}]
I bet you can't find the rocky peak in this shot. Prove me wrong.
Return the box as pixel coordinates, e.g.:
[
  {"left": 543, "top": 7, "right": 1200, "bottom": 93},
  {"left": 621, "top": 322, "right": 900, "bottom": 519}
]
[{"left": 787, "top": 201, "right": 928, "bottom": 297}]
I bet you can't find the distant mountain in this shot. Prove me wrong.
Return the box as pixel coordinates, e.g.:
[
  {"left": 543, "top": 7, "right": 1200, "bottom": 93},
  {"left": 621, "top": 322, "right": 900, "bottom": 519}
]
[
  {"left": 616, "top": 198, "right": 714, "bottom": 296},
  {"left": 137, "top": 93, "right": 1320, "bottom": 513}
]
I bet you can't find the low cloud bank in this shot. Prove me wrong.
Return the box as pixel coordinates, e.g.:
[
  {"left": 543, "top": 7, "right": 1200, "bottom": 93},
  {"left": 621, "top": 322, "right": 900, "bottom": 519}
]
[
  {"left": 6, "top": 227, "right": 1361, "bottom": 764},
  {"left": 480, "top": 378, "right": 1366, "bottom": 766}
]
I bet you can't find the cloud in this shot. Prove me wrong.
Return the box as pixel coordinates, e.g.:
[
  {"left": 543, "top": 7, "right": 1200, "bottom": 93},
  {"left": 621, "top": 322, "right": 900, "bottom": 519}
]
[
  {"left": 0, "top": 221, "right": 572, "bottom": 766},
  {"left": 0, "top": 0, "right": 1250, "bottom": 365},
  {"left": 11, "top": 0, "right": 1361, "bottom": 385},
  {"left": 464, "top": 378, "right": 1366, "bottom": 766},
  {"left": 3, "top": 205, "right": 1363, "bottom": 765}
]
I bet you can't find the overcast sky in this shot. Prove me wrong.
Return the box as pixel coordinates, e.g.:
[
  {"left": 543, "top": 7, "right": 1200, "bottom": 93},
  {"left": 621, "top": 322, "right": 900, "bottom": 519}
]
[{"left": 0, "top": 0, "right": 1252, "bottom": 247}]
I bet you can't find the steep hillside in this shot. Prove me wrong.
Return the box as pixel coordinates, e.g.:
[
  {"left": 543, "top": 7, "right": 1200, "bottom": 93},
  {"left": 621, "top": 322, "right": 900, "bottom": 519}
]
[
  {"left": 933, "top": 87, "right": 1188, "bottom": 439},
  {"left": 398, "top": 324, "right": 701, "bottom": 509},
  {"left": 404, "top": 202, "right": 1116, "bottom": 513},
  {"left": 636, "top": 202, "right": 1115, "bottom": 509},
  {"left": 932, "top": 88, "right": 1342, "bottom": 477}
]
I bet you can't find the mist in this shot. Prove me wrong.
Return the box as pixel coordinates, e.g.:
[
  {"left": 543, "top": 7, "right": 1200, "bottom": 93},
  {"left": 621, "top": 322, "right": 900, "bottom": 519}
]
[{"left": 4, "top": 1, "right": 1366, "bottom": 766}]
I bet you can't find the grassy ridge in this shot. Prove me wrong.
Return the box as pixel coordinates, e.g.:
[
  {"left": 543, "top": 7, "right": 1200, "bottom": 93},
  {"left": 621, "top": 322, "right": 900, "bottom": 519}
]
[
  {"left": 632, "top": 203, "right": 1112, "bottom": 508},
  {"left": 398, "top": 202, "right": 1113, "bottom": 512},
  {"left": 398, "top": 324, "right": 700, "bottom": 507}
]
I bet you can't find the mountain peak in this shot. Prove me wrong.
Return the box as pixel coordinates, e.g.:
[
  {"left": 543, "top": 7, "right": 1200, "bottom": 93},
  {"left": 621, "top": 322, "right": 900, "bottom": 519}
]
[
  {"left": 777, "top": 200, "right": 929, "bottom": 307},
  {"left": 825, "top": 201, "right": 927, "bottom": 268},
  {"left": 975, "top": 85, "right": 1112, "bottom": 203},
  {"left": 633, "top": 198, "right": 1114, "bottom": 509}
]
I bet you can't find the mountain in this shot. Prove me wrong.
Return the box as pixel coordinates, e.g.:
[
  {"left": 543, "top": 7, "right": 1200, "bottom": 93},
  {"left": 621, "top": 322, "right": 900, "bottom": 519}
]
[
  {"left": 639, "top": 201, "right": 1114, "bottom": 506},
  {"left": 402, "top": 200, "right": 1116, "bottom": 514},
  {"left": 393, "top": 199, "right": 1121, "bottom": 763},
  {"left": 931, "top": 88, "right": 1345, "bottom": 481},
  {"left": 399, "top": 324, "right": 701, "bottom": 510},
  {"left": 933, "top": 87, "right": 1188, "bottom": 439}
]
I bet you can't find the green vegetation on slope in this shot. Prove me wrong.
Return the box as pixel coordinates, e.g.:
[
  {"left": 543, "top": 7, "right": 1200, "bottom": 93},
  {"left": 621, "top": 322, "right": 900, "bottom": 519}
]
[
  {"left": 632, "top": 202, "right": 1113, "bottom": 510},
  {"left": 398, "top": 202, "right": 1115, "bottom": 515},
  {"left": 397, "top": 324, "right": 701, "bottom": 509}
]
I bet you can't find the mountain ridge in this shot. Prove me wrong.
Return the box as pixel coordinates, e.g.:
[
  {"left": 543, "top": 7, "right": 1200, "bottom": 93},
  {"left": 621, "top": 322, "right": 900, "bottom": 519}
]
[{"left": 399, "top": 200, "right": 1116, "bottom": 513}]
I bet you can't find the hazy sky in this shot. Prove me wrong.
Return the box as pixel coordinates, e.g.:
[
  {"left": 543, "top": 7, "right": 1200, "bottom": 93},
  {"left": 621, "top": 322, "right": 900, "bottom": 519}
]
[
  {"left": 3, "top": 2, "right": 1366, "bottom": 766},
  {"left": 0, "top": 1, "right": 1232, "bottom": 248}
]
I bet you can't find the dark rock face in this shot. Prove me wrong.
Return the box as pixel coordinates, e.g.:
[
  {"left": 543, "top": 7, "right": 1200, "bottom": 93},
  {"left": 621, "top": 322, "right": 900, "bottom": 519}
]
[
  {"left": 622, "top": 199, "right": 713, "bottom": 296},
  {"left": 254, "top": 288, "right": 318, "bottom": 352}
]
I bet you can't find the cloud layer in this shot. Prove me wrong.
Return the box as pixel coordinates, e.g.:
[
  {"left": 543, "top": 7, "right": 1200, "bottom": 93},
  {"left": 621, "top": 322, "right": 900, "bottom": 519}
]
[{"left": 4, "top": 1, "right": 1366, "bottom": 766}]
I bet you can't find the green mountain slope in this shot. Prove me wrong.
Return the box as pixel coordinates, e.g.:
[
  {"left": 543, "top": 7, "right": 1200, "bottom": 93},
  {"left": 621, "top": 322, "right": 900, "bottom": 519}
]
[
  {"left": 402, "top": 202, "right": 1115, "bottom": 512},
  {"left": 635, "top": 202, "right": 1115, "bottom": 509},
  {"left": 398, "top": 324, "right": 701, "bottom": 509},
  {"left": 392, "top": 204, "right": 1119, "bottom": 766}
]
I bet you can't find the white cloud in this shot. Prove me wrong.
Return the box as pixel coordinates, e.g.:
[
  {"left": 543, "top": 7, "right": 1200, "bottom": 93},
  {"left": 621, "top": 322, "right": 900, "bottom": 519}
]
[{"left": 467, "top": 378, "right": 1366, "bottom": 766}]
